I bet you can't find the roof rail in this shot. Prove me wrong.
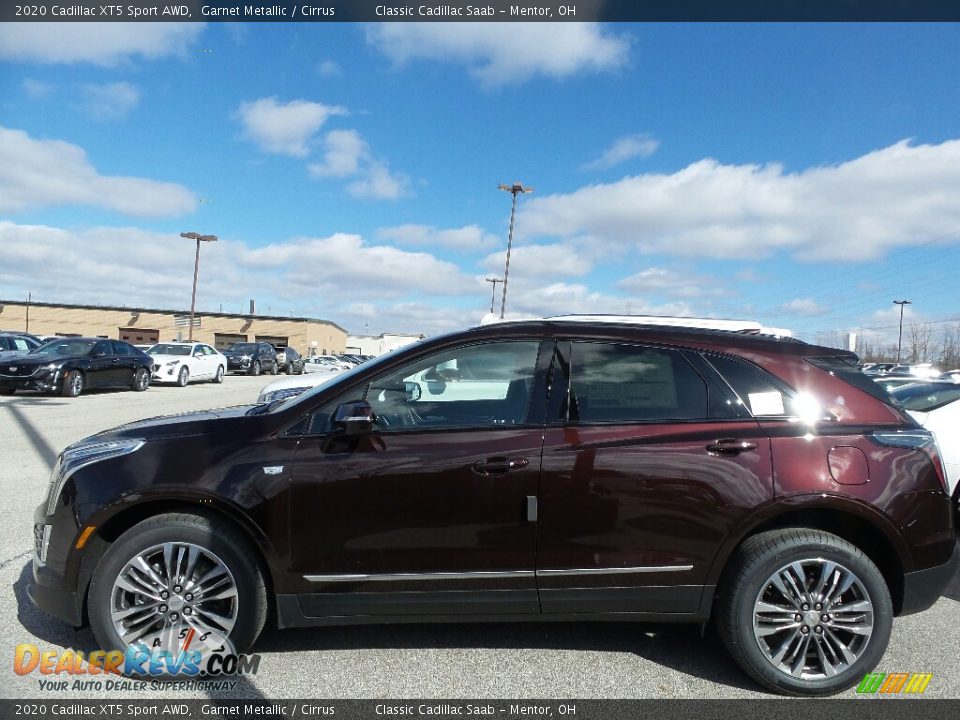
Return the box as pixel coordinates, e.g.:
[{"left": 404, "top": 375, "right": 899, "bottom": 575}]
[{"left": 479, "top": 313, "right": 792, "bottom": 337}]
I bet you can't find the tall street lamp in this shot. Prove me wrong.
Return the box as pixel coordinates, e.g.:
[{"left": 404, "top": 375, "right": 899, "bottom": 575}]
[
  {"left": 180, "top": 231, "right": 218, "bottom": 341},
  {"left": 893, "top": 299, "right": 911, "bottom": 363},
  {"left": 484, "top": 277, "right": 503, "bottom": 315},
  {"left": 497, "top": 182, "right": 533, "bottom": 319}
]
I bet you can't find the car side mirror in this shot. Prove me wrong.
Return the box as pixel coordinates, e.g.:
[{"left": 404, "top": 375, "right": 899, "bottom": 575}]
[
  {"left": 405, "top": 382, "right": 421, "bottom": 402},
  {"left": 334, "top": 401, "right": 375, "bottom": 435}
]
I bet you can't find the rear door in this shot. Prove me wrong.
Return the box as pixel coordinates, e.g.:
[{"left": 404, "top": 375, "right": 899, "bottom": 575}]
[{"left": 536, "top": 340, "right": 773, "bottom": 616}]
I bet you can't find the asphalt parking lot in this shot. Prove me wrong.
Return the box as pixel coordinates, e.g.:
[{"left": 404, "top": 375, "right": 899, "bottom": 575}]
[{"left": 1, "top": 377, "right": 958, "bottom": 700}]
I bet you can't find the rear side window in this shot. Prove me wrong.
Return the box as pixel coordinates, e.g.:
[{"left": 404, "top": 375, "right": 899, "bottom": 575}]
[
  {"left": 569, "top": 342, "right": 708, "bottom": 422},
  {"left": 705, "top": 354, "right": 790, "bottom": 417},
  {"left": 807, "top": 356, "right": 896, "bottom": 405}
]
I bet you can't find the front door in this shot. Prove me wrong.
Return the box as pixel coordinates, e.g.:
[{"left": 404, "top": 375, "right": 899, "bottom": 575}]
[
  {"left": 536, "top": 340, "right": 773, "bottom": 616},
  {"left": 289, "top": 339, "right": 548, "bottom": 618}
]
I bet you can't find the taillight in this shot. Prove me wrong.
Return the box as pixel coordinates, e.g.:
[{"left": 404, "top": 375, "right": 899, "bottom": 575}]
[{"left": 871, "top": 429, "right": 949, "bottom": 493}]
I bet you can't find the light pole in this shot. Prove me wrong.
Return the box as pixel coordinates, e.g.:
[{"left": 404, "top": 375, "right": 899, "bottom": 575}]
[
  {"left": 484, "top": 277, "right": 503, "bottom": 314},
  {"left": 180, "top": 231, "right": 218, "bottom": 341},
  {"left": 497, "top": 182, "right": 533, "bottom": 319},
  {"left": 893, "top": 299, "right": 911, "bottom": 363}
]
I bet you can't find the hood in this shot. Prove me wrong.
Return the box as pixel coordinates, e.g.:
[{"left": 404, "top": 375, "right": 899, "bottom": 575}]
[
  {"left": 83, "top": 404, "right": 261, "bottom": 442},
  {"left": 148, "top": 353, "right": 191, "bottom": 363},
  {"left": 260, "top": 370, "right": 340, "bottom": 394},
  {"left": 0, "top": 354, "right": 84, "bottom": 368},
  {"left": 0, "top": 350, "right": 32, "bottom": 361}
]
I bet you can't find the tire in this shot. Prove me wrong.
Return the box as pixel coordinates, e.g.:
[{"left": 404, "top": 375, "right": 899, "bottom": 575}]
[
  {"left": 131, "top": 367, "right": 150, "bottom": 392},
  {"left": 62, "top": 370, "right": 84, "bottom": 398},
  {"left": 176, "top": 366, "right": 190, "bottom": 387},
  {"left": 282, "top": 363, "right": 290, "bottom": 375},
  {"left": 268, "top": 362, "right": 277, "bottom": 376},
  {"left": 717, "top": 528, "right": 892, "bottom": 696},
  {"left": 213, "top": 365, "right": 225, "bottom": 384},
  {"left": 250, "top": 361, "right": 261, "bottom": 377},
  {"left": 88, "top": 513, "right": 268, "bottom": 662}
]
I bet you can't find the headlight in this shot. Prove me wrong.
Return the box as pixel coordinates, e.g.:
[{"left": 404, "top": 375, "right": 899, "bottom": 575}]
[
  {"left": 45, "top": 438, "right": 145, "bottom": 516},
  {"left": 258, "top": 387, "right": 308, "bottom": 403},
  {"left": 37, "top": 362, "right": 59, "bottom": 375},
  {"left": 164, "top": 360, "right": 181, "bottom": 366}
]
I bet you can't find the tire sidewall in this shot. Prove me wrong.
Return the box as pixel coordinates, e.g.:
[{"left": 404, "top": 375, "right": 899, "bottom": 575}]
[
  {"left": 730, "top": 540, "right": 893, "bottom": 696},
  {"left": 214, "top": 366, "right": 224, "bottom": 383},
  {"left": 132, "top": 368, "right": 149, "bottom": 392},
  {"left": 63, "top": 370, "right": 83, "bottom": 397},
  {"left": 250, "top": 361, "right": 261, "bottom": 376},
  {"left": 88, "top": 519, "right": 263, "bottom": 662},
  {"left": 177, "top": 367, "right": 189, "bottom": 387}
]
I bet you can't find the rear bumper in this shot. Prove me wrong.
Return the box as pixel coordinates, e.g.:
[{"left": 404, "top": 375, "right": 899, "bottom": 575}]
[{"left": 900, "top": 539, "right": 959, "bottom": 615}]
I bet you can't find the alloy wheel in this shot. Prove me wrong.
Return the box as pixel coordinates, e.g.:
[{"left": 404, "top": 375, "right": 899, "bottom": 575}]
[
  {"left": 753, "top": 559, "right": 874, "bottom": 680},
  {"left": 109, "top": 542, "right": 238, "bottom": 652}
]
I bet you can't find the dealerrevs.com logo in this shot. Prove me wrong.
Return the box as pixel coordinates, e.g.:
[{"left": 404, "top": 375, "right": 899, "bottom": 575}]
[
  {"left": 14, "top": 629, "right": 260, "bottom": 690},
  {"left": 856, "top": 672, "right": 933, "bottom": 695}
]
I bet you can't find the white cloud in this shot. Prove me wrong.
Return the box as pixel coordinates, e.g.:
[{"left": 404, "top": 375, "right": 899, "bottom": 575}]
[
  {"left": 481, "top": 244, "right": 592, "bottom": 277},
  {"left": 22, "top": 79, "right": 53, "bottom": 99},
  {"left": 78, "top": 82, "right": 140, "bottom": 121},
  {"left": 316, "top": 60, "right": 342, "bottom": 77},
  {"left": 376, "top": 224, "right": 498, "bottom": 251},
  {"left": 0, "top": 126, "right": 197, "bottom": 217},
  {"left": 308, "top": 129, "right": 367, "bottom": 178},
  {"left": 0, "top": 23, "right": 204, "bottom": 65},
  {"left": 780, "top": 298, "right": 830, "bottom": 316},
  {"left": 346, "top": 162, "right": 411, "bottom": 200},
  {"left": 617, "top": 267, "right": 728, "bottom": 299},
  {"left": 0, "top": 221, "right": 485, "bottom": 333},
  {"left": 520, "top": 139, "right": 960, "bottom": 261},
  {"left": 237, "top": 97, "right": 346, "bottom": 157},
  {"left": 366, "top": 23, "right": 630, "bottom": 88},
  {"left": 582, "top": 134, "right": 659, "bottom": 171},
  {"left": 504, "top": 279, "right": 691, "bottom": 319}
]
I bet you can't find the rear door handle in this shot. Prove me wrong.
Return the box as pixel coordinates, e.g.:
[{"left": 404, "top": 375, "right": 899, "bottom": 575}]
[
  {"left": 472, "top": 456, "right": 529, "bottom": 475},
  {"left": 706, "top": 439, "right": 758, "bottom": 456}
]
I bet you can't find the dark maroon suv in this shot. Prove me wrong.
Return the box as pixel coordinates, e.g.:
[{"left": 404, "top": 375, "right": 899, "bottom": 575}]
[{"left": 29, "top": 317, "right": 957, "bottom": 694}]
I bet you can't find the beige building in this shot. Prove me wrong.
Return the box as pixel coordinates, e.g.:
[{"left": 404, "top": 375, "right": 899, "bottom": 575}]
[
  {"left": 346, "top": 332, "right": 425, "bottom": 357},
  {"left": 0, "top": 299, "right": 347, "bottom": 355}
]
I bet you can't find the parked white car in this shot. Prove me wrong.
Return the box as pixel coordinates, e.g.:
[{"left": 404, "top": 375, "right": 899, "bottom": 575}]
[
  {"left": 891, "top": 380, "right": 960, "bottom": 496},
  {"left": 146, "top": 342, "right": 227, "bottom": 386},
  {"left": 257, "top": 367, "right": 343, "bottom": 403}
]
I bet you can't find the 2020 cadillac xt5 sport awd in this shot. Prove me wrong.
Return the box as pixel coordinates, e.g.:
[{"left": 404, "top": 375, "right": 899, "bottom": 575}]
[{"left": 28, "top": 317, "right": 958, "bottom": 694}]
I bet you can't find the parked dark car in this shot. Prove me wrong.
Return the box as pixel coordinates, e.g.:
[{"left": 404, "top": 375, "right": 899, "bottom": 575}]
[
  {"left": 223, "top": 342, "right": 278, "bottom": 376},
  {"left": 0, "top": 337, "right": 151, "bottom": 397},
  {"left": 0, "top": 331, "right": 43, "bottom": 361},
  {"left": 277, "top": 346, "right": 305, "bottom": 375},
  {"left": 28, "top": 318, "right": 957, "bottom": 695}
]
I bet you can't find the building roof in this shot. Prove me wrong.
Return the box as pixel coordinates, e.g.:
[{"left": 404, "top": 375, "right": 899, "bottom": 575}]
[{"left": 0, "top": 298, "right": 348, "bottom": 334}]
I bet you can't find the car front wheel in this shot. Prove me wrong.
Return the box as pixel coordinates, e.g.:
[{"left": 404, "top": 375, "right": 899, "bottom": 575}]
[
  {"left": 176, "top": 367, "right": 189, "bottom": 387},
  {"left": 88, "top": 513, "right": 268, "bottom": 662},
  {"left": 62, "top": 370, "right": 84, "bottom": 398},
  {"left": 718, "top": 528, "right": 892, "bottom": 696},
  {"left": 213, "top": 365, "right": 224, "bottom": 383},
  {"left": 250, "top": 361, "right": 261, "bottom": 376}
]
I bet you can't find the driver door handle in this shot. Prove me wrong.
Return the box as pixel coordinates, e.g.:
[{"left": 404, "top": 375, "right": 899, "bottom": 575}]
[
  {"left": 472, "top": 456, "right": 529, "bottom": 475},
  {"left": 706, "top": 439, "right": 758, "bottom": 456}
]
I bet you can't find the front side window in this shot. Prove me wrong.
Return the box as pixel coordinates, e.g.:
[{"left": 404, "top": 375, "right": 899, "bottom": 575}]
[
  {"left": 365, "top": 341, "right": 541, "bottom": 430},
  {"left": 569, "top": 342, "right": 708, "bottom": 423}
]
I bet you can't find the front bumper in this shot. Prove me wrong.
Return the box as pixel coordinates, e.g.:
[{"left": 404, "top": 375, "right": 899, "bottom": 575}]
[
  {"left": 27, "top": 503, "right": 85, "bottom": 627},
  {"left": 0, "top": 371, "right": 60, "bottom": 393},
  {"left": 901, "top": 539, "right": 959, "bottom": 615},
  {"left": 226, "top": 358, "right": 252, "bottom": 373}
]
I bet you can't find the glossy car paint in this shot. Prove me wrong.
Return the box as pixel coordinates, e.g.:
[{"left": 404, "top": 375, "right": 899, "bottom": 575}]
[{"left": 29, "top": 320, "right": 957, "bottom": 634}]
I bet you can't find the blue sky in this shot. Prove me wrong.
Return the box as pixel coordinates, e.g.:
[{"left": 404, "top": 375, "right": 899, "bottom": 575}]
[{"left": 2, "top": 21, "right": 960, "bottom": 347}]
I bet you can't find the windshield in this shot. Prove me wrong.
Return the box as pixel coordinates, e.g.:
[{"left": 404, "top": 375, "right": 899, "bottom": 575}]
[
  {"left": 227, "top": 343, "right": 258, "bottom": 353},
  {"left": 30, "top": 340, "right": 96, "bottom": 357},
  {"left": 148, "top": 344, "right": 191, "bottom": 356},
  {"left": 891, "top": 382, "right": 960, "bottom": 412}
]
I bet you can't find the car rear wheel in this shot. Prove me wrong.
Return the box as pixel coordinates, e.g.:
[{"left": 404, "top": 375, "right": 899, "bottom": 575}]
[
  {"left": 213, "top": 365, "right": 224, "bottom": 384},
  {"left": 62, "top": 370, "right": 84, "bottom": 398},
  {"left": 718, "top": 528, "right": 892, "bottom": 696},
  {"left": 88, "top": 513, "right": 268, "bottom": 662},
  {"left": 131, "top": 368, "right": 150, "bottom": 392},
  {"left": 268, "top": 363, "right": 277, "bottom": 376},
  {"left": 176, "top": 367, "right": 189, "bottom": 387},
  {"left": 250, "top": 361, "right": 261, "bottom": 376}
]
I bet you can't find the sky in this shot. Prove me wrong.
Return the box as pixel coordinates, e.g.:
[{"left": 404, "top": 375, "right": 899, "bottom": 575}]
[{"left": 1, "top": 21, "right": 960, "bottom": 345}]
